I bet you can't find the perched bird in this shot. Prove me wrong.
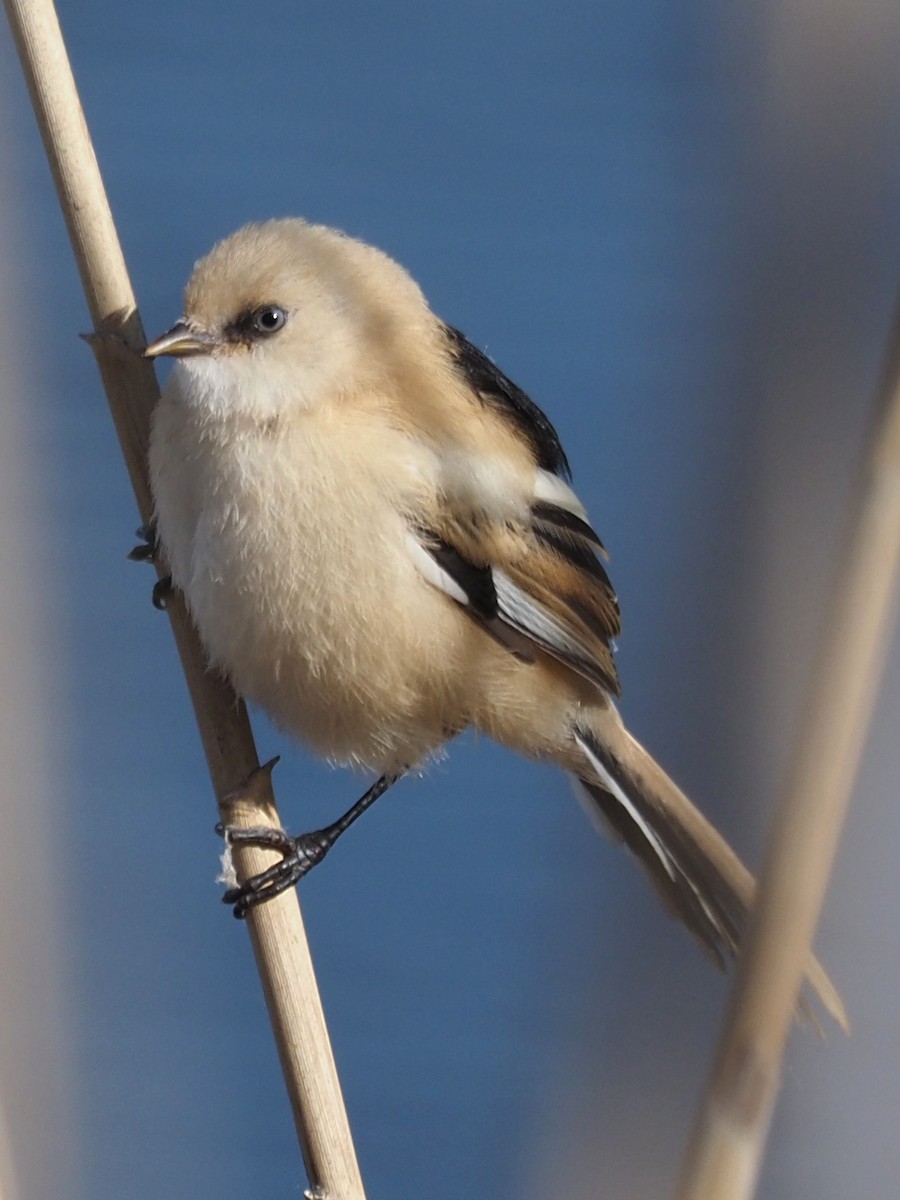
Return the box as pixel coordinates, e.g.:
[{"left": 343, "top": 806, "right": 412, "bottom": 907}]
[{"left": 144, "top": 218, "right": 842, "bottom": 1022}]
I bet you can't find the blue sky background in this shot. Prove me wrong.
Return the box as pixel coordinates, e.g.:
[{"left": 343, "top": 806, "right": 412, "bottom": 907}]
[{"left": 2, "top": 3, "right": 900, "bottom": 1198}]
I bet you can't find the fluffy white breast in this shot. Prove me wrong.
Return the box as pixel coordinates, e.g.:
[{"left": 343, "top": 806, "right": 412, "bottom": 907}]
[{"left": 149, "top": 366, "right": 487, "bottom": 770}]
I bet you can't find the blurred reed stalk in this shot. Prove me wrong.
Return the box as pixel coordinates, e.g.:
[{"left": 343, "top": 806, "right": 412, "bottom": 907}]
[
  {"left": 0, "top": 1103, "right": 20, "bottom": 1200},
  {"left": 676, "top": 311, "right": 900, "bottom": 1199},
  {"left": 2, "top": 1, "right": 366, "bottom": 1196},
  {"left": 0, "top": 31, "right": 76, "bottom": 1200}
]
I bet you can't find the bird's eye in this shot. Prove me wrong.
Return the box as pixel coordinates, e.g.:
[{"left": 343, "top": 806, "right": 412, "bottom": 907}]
[{"left": 251, "top": 305, "right": 287, "bottom": 335}]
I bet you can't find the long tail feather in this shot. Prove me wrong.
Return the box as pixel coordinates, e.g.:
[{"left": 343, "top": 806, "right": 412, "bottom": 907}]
[{"left": 572, "top": 718, "right": 848, "bottom": 1032}]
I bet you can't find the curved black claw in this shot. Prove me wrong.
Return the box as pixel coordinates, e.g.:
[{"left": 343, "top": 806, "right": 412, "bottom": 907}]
[
  {"left": 128, "top": 523, "right": 159, "bottom": 563},
  {"left": 152, "top": 575, "right": 173, "bottom": 610},
  {"left": 216, "top": 823, "right": 334, "bottom": 919},
  {"left": 130, "top": 524, "right": 172, "bottom": 610}
]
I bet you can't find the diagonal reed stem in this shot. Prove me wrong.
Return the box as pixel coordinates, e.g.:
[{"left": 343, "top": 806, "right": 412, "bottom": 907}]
[
  {"left": 2, "top": 1, "right": 366, "bottom": 1195},
  {"left": 676, "top": 314, "right": 900, "bottom": 1199}
]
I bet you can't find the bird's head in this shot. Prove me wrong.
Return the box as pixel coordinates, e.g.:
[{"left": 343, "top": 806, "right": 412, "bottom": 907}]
[{"left": 145, "top": 218, "right": 431, "bottom": 422}]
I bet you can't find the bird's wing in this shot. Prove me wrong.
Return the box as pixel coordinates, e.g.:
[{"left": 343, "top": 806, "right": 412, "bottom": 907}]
[
  {"left": 409, "top": 328, "right": 621, "bottom": 693},
  {"left": 443, "top": 325, "right": 572, "bottom": 477},
  {"left": 410, "top": 493, "right": 621, "bottom": 694}
]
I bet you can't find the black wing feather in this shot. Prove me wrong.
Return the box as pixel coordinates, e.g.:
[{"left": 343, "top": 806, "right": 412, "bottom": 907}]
[
  {"left": 444, "top": 325, "right": 571, "bottom": 479},
  {"left": 531, "top": 519, "right": 617, "bottom": 597},
  {"left": 531, "top": 500, "right": 606, "bottom": 551},
  {"left": 414, "top": 528, "right": 537, "bottom": 662}
]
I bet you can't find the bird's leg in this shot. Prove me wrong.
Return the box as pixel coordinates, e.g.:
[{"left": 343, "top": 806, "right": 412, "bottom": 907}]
[
  {"left": 128, "top": 522, "right": 173, "bottom": 609},
  {"left": 218, "top": 771, "right": 403, "bottom": 919}
]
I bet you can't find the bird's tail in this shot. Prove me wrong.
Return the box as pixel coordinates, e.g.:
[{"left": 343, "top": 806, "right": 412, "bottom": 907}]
[{"left": 571, "top": 709, "right": 848, "bottom": 1031}]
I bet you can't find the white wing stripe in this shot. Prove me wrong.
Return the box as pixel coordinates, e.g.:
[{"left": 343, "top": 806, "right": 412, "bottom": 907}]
[
  {"left": 493, "top": 569, "right": 587, "bottom": 661},
  {"left": 405, "top": 533, "right": 470, "bottom": 605},
  {"left": 533, "top": 469, "right": 588, "bottom": 517}
]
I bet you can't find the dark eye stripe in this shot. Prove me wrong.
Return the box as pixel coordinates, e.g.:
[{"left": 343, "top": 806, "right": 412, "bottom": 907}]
[{"left": 224, "top": 305, "right": 288, "bottom": 343}]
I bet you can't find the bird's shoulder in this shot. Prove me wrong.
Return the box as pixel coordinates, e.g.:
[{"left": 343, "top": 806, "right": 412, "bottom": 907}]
[{"left": 442, "top": 325, "right": 571, "bottom": 479}]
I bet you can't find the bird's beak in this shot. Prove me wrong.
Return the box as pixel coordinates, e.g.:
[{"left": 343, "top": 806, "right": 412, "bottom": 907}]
[{"left": 143, "top": 320, "right": 217, "bottom": 358}]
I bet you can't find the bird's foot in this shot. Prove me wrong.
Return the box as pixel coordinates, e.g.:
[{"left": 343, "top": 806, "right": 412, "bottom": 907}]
[
  {"left": 216, "top": 767, "right": 399, "bottom": 919},
  {"left": 128, "top": 524, "right": 173, "bottom": 609},
  {"left": 216, "top": 821, "right": 335, "bottom": 918}
]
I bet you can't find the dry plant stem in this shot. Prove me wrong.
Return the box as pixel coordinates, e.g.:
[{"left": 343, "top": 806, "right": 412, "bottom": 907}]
[
  {"left": 677, "top": 340, "right": 900, "bottom": 1200},
  {"left": 3, "top": 0, "right": 366, "bottom": 1195}
]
